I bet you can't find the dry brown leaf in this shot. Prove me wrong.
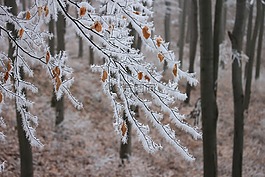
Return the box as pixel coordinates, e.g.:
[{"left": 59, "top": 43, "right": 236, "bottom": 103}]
[
  {"left": 38, "top": 7, "right": 42, "bottom": 16},
  {"left": 133, "top": 11, "right": 140, "bottom": 15},
  {"left": 121, "top": 121, "right": 127, "bottom": 136},
  {"left": 80, "top": 6, "right": 86, "bottom": 17},
  {"left": 173, "top": 64, "right": 178, "bottom": 77},
  {"left": 44, "top": 5, "right": 49, "bottom": 17},
  {"left": 46, "top": 51, "right": 50, "bottom": 64},
  {"left": 92, "top": 21, "right": 102, "bottom": 32},
  {"left": 4, "top": 72, "right": 9, "bottom": 82},
  {"left": 138, "top": 72, "right": 143, "bottom": 80},
  {"left": 53, "top": 66, "right": 60, "bottom": 77},
  {"left": 157, "top": 53, "right": 164, "bottom": 62},
  {"left": 144, "top": 75, "right": 150, "bottom": 82},
  {"left": 26, "top": 11, "right": 31, "bottom": 20},
  {"left": 55, "top": 76, "right": 61, "bottom": 91},
  {"left": 7, "top": 60, "right": 12, "bottom": 72},
  {"left": 0, "top": 92, "right": 3, "bottom": 103},
  {"left": 142, "top": 26, "right": 151, "bottom": 39},
  {"left": 156, "top": 36, "right": 163, "bottom": 47},
  {"left": 18, "top": 28, "right": 24, "bottom": 39},
  {"left": 102, "top": 70, "right": 108, "bottom": 82}
]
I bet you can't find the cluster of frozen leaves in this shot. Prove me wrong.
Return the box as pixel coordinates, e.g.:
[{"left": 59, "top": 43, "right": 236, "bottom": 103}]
[{"left": 0, "top": 0, "right": 201, "bottom": 161}]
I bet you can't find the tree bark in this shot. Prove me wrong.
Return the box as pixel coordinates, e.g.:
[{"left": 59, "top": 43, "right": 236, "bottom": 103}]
[
  {"left": 163, "top": 1, "right": 171, "bottom": 71},
  {"left": 213, "top": 0, "right": 223, "bottom": 97},
  {"left": 185, "top": 0, "right": 198, "bottom": 104},
  {"left": 228, "top": 0, "right": 247, "bottom": 176},
  {"left": 244, "top": 0, "right": 261, "bottom": 111},
  {"left": 55, "top": 11, "right": 66, "bottom": 125},
  {"left": 255, "top": 4, "right": 265, "bottom": 79},
  {"left": 5, "top": 0, "right": 33, "bottom": 176},
  {"left": 199, "top": 0, "right": 218, "bottom": 176},
  {"left": 178, "top": 0, "right": 188, "bottom": 68}
]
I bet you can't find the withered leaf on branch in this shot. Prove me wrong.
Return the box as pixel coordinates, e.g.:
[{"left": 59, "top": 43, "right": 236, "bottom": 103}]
[
  {"left": 92, "top": 21, "right": 102, "bottom": 33},
  {"left": 138, "top": 72, "right": 143, "bottom": 80},
  {"left": 102, "top": 70, "right": 108, "bottom": 82},
  {"left": 144, "top": 75, "right": 150, "bottom": 82},
  {"left": 0, "top": 92, "right": 3, "bottom": 103},
  {"left": 142, "top": 26, "right": 151, "bottom": 39},
  {"left": 55, "top": 76, "right": 61, "bottom": 91},
  {"left": 26, "top": 11, "right": 31, "bottom": 20},
  {"left": 3, "top": 72, "right": 9, "bottom": 83},
  {"left": 18, "top": 28, "right": 24, "bottom": 39},
  {"left": 38, "top": 7, "right": 42, "bottom": 16},
  {"left": 46, "top": 51, "right": 50, "bottom": 64},
  {"left": 44, "top": 5, "right": 49, "bottom": 17},
  {"left": 7, "top": 60, "right": 12, "bottom": 72},
  {"left": 173, "top": 64, "right": 178, "bottom": 77},
  {"left": 121, "top": 121, "right": 127, "bottom": 136},
  {"left": 156, "top": 36, "right": 163, "bottom": 47},
  {"left": 157, "top": 53, "right": 164, "bottom": 62},
  {"left": 79, "top": 6, "right": 86, "bottom": 17}
]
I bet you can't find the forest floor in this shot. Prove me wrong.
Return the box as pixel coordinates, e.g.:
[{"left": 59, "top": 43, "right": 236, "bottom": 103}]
[
  {"left": 1, "top": 1, "right": 265, "bottom": 177},
  {"left": 0, "top": 49, "right": 264, "bottom": 177}
]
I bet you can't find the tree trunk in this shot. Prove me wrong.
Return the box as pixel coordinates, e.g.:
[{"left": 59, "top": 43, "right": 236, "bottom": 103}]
[
  {"left": 5, "top": 0, "right": 33, "bottom": 176},
  {"left": 178, "top": 0, "right": 188, "bottom": 68},
  {"left": 199, "top": 0, "right": 218, "bottom": 176},
  {"left": 163, "top": 1, "right": 171, "bottom": 71},
  {"left": 55, "top": 11, "right": 66, "bottom": 125},
  {"left": 213, "top": 0, "right": 223, "bottom": 97},
  {"left": 184, "top": 0, "right": 198, "bottom": 104},
  {"left": 244, "top": 0, "right": 261, "bottom": 111},
  {"left": 228, "top": 0, "right": 247, "bottom": 176},
  {"left": 255, "top": 4, "right": 265, "bottom": 79},
  {"left": 244, "top": 4, "right": 254, "bottom": 78}
]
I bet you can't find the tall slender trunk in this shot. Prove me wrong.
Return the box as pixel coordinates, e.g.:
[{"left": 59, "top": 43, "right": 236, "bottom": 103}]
[
  {"left": 213, "top": 0, "right": 223, "bottom": 97},
  {"left": 228, "top": 0, "right": 247, "bottom": 176},
  {"left": 55, "top": 11, "right": 66, "bottom": 125},
  {"left": 185, "top": 0, "right": 198, "bottom": 104},
  {"left": 163, "top": 1, "right": 171, "bottom": 71},
  {"left": 199, "top": 0, "right": 218, "bottom": 176},
  {"left": 255, "top": 4, "right": 265, "bottom": 79},
  {"left": 244, "top": 0, "right": 261, "bottom": 111},
  {"left": 178, "top": 0, "right": 188, "bottom": 68},
  {"left": 5, "top": 0, "right": 33, "bottom": 176}
]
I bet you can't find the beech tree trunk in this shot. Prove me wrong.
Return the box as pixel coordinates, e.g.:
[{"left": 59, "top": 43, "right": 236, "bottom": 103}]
[
  {"left": 178, "top": 0, "right": 188, "bottom": 68},
  {"left": 5, "top": 0, "right": 33, "bottom": 176},
  {"left": 163, "top": 1, "right": 171, "bottom": 71},
  {"left": 184, "top": 0, "right": 198, "bottom": 104},
  {"left": 55, "top": 11, "right": 66, "bottom": 125},
  {"left": 228, "top": 0, "right": 247, "bottom": 176},
  {"left": 244, "top": 0, "right": 261, "bottom": 111},
  {"left": 255, "top": 3, "right": 265, "bottom": 79},
  {"left": 199, "top": 0, "right": 218, "bottom": 176}
]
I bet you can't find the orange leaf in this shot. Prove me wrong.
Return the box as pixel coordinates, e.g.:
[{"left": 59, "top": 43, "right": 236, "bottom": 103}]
[
  {"left": 7, "top": 60, "right": 12, "bottom": 72},
  {"left": 138, "top": 72, "right": 143, "bottom": 80},
  {"left": 26, "top": 11, "right": 31, "bottom": 20},
  {"left": 144, "top": 75, "right": 150, "bottom": 82},
  {"left": 4, "top": 71, "right": 9, "bottom": 82},
  {"left": 53, "top": 66, "right": 60, "bottom": 77},
  {"left": 157, "top": 53, "right": 164, "bottom": 62},
  {"left": 173, "top": 64, "right": 178, "bottom": 77},
  {"left": 92, "top": 21, "right": 102, "bottom": 32},
  {"left": 46, "top": 51, "right": 50, "bottom": 64},
  {"left": 102, "top": 70, "right": 108, "bottom": 82},
  {"left": 121, "top": 121, "right": 127, "bottom": 136},
  {"left": 142, "top": 26, "right": 151, "bottom": 39},
  {"left": 156, "top": 36, "right": 163, "bottom": 47},
  {"left": 0, "top": 92, "right": 3, "bottom": 103},
  {"left": 80, "top": 6, "right": 86, "bottom": 17},
  {"left": 38, "top": 7, "right": 42, "bottom": 16},
  {"left": 133, "top": 11, "right": 140, "bottom": 15},
  {"left": 55, "top": 76, "right": 61, "bottom": 91},
  {"left": 18, "top": 28, "right": 24, "bottom": 39},
  {"left": 44, "top": 5, "right": 49, "bottom": 17}
]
